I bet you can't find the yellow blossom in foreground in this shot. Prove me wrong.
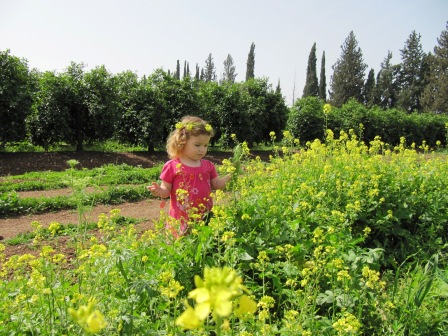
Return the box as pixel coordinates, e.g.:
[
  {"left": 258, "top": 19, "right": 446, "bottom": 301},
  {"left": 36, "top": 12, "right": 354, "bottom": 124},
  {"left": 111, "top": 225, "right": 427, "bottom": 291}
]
[
  {"left": 176, "top": 267, "right": 257, "bottom": 330},
  {"left": 68, "top": 300, "right": 107, "bottom": 334},
  {"left": 332, "top": 312, "right": 362, "bottom": 334}
]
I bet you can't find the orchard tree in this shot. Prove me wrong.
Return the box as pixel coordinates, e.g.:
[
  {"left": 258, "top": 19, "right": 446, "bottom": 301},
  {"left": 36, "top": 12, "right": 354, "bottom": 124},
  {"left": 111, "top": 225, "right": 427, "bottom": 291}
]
[
  {"left": 222, "top": 54, "right": 237, "bottom": 84},
  {"left": 28, "top": 70, "right": 73, "bottom": 149},
  {"left": 0, "top": 50, "right": 34, "bottom": 147},
  {"left": 83, "top": 65, "right": 117, "bottom": 143},
  {"left": 398, "top": 30, "right": 426, "bottom": 112},
  {"left": 198, "top": 82, "right": 247, "bottom": 147},
  {"left": 114, "top": 72, "right": 165, "bottom": 151},
  {"left": 329, "top": 31, "right": 367, "bottom": 107},
  {"left": 302, "top": 43, "right": 319, "bottom": 97},
  {"left": 319, "top": 51, "right": 327, "bottom": 101},
  {"left": 245, "top": 42, "right": 255, "bottom": 81},
  {"left": 29, "top": 62, "right": 117, "bottom": 150},
  {"left": 150, "top": 69, "right": 200, "bottom": 139},
  {"left": 421, "top": 22, "right": 448, "bottom": 113},
  {"left": 241, "top": 78, "right": 287, "bottom": 145}
]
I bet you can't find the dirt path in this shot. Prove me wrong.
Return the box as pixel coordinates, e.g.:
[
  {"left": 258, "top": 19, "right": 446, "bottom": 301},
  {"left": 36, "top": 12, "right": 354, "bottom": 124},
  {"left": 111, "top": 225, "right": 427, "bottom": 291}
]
[{"left": 0, "top": 198, "right": 165, "bottom": 240}]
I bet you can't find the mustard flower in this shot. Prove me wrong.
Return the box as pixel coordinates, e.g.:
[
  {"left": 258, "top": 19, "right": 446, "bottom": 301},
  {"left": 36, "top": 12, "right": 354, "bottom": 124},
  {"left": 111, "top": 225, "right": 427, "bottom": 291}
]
[
  {"left": 160, "top": 279, "right": 184, "bottom": 298},
  {"left": 68, "top": 300, "right": 107, "bottom": 334},
  {"left": 48, "top": 221, "right": 61, "bottom": 236},
  {"left": 176, "top": 267, "right": 256, "bottom": 330},
  {"left": 323, "top": 103, "right": 332, "bottom": 115},
  {"left": 205, "top": 124, "right": 213, "bottom": 132},
  {"left": 332, "top": 312, "right": 362, "bottom": 334}
]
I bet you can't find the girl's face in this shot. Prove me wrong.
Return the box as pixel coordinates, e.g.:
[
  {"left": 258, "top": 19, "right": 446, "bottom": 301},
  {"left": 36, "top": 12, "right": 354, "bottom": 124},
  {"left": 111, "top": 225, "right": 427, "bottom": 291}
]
[{"left": 181, "top": 134, "right": 211, "bottom": 163}]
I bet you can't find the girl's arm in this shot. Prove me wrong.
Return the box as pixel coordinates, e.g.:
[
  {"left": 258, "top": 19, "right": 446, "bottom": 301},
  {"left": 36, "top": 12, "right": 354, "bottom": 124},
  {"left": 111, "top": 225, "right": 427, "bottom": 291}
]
[
  {"left": 147, "top": 180, "right": 172, "bottom": 198},
  {"left": 211, "top": 174, "right": 231, "bottom": 190}
]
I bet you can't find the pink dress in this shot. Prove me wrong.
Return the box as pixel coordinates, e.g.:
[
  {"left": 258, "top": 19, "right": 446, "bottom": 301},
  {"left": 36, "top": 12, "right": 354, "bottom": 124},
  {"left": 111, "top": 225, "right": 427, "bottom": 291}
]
[{"left": 160, "top": 158, "right": 218, "bottom": 236}]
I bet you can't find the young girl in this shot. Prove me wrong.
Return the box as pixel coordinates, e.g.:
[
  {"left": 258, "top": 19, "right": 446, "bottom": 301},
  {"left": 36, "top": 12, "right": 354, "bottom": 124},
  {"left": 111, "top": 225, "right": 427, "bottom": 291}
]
[{"left": 148, "top": 116, "right": 231, "bottom": 237}]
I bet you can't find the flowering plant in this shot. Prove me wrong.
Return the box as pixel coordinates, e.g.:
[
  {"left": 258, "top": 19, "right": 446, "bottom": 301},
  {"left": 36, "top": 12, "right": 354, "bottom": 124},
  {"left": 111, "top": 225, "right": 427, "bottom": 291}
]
[{"left": 176, "top": 266, "right": 257, "bottom": 331}]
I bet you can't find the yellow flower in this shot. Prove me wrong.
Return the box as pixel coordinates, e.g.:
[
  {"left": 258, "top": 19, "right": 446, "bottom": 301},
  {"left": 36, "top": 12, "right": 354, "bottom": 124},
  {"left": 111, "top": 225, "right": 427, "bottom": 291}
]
[
  {"left": 205, "top": 124, "right": 213, "bottom": 132},
  {"left": 68, "top": 300, "right": 107, "bottom": 334},
  {"left": 332, "top": 312, "right": 362, "bottom": 334},
  {"left": 323, "top": 103, "right": 332, "bottom": 115},
  {"left": 175, "top": 305, "right": 202, "bottom": 330},
  {"left": 176, "top": 267, "right": 256, "bottom": 330}
]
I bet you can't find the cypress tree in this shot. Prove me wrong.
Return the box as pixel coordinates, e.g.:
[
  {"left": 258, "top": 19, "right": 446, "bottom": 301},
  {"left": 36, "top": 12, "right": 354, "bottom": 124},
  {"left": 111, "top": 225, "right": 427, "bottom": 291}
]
[
  {"left": 195, "top": 64, "right": 200, "bottom": 81},
  {"left": 421, "top": 22, "right": 448, "bottom": 113},
  {"left": 222, "top": 54, "right": 237, "bottom": 83},
  {"left": 363, "top": 68, "right": 376, "bottom": 106},
  {"left": 329, "top": 31, "right": 367, "bottom": 107},
  {"left": 276, "top": 80, "right": 282, "bottom": 95},
  {"left": 319, "top": 51, "right": 327, "bottom": 101},
  {"left": 398, "top": 30, "right": 425, "bottom": 112},
  {"left": 376, "top": 51, "right": 400, "bottom": 109},
  {"left": 204, "top": 53, "right": 216, "bottom": 82},
  {"left": 175, "top": 60, "right": 180, "bottom": 80},
  {"left": 303, "top": 43, "right": 319, "bottom": 97},
  {"left": 246, "top": 42, "right": 255, "bottom": 81}
]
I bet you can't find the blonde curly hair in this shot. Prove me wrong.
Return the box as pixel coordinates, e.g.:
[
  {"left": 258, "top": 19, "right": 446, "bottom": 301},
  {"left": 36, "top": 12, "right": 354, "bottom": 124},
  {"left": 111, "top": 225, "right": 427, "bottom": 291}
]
[{"left": 166, "top": 115, "right": 215, "bottom": 159}]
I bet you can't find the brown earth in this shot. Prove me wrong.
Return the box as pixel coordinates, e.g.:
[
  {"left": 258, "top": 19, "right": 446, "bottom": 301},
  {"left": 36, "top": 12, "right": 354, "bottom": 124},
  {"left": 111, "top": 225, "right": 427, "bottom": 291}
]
[{"left": 0, "top": 150, "right": 269, "bottom": 260}]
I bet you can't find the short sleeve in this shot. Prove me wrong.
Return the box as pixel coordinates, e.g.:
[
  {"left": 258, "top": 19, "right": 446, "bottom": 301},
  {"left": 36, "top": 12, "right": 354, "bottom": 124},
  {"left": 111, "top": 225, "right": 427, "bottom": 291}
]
[
  {"left": 160, "top": 160, "right": 177, "bottom": 184},
  {"left": 205, "top": 160, "right": 218, "bottom": 180}
]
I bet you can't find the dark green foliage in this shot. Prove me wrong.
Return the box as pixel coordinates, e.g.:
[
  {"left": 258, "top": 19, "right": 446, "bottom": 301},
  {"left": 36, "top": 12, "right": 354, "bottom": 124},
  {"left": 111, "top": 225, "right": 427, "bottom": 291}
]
[
  {"left": 27, "top": 70, "right": 74, "bottom": 150},
  {"left": 114, "top": 71, "right": 165, "bottom": 151},
  {"left": 199, "top": 79, "right": 287, "bottom": 147},
  {"left": 287, "top": 96, "right": 324, "bottom": 142},
  {"left": 319, "top": 51, "right": 327, "bottom": 101},
  {"left": 398, "top": 31, "right": 426, "bottom": 113},
  {"left": 175, "top": 60, "right": 180, "bottom": 80},
  {"left": 242, "top": 78, "right": 288, "bottom": 146},
  {"left": 376, "top": 51, "right": 401, "bottom": 109},
  {"left": 222, "top": 54, "right": 237, "bottom": 84},
  {"left": 421, "top": 22, "right": 448, "bottom": 113},
  {"left": 204, "top": 53, "right": 216, "bottom": 82},
  {"left": 28, "top": 63, "right": 118, "bottom": 151},
  {"left": 245, "top": 42, "right": 255, "bottom": 81},
  {"left": 363, "top": 68, "right": 376, "bottom": 107},
  {"left": 329, "top": 100, "right": 448, "bottom": 147},
  {"left": 302, "top": 43, "right": 319, "bottom": 98},
  {"left": 329, "top": 31, "right": 367, "bottom": 107},
  {"left": 0, "top": 50, "right": 34, "bottom": 147},
  {"left": 199, "top": 81, "right": 248, "bottom": 147}
]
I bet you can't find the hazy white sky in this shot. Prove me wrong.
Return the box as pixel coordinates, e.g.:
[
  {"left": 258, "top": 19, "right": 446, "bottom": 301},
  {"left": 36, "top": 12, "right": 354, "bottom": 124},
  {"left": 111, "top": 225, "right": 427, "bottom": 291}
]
[{"left": 1, "top": 0, "right": 447, "bottom": 106}]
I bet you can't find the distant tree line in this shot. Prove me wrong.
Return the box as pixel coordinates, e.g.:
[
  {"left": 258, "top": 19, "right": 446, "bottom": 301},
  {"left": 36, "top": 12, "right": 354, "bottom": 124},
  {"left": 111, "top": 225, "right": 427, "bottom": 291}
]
[
  {"left": 1, "top": 23, "right": 448, "bottom": 151},
  {"left": 0, "top": 43, "right": 288, "bottom": 150},
  {"left": 303, "top": 23, "right": 448, "bottom": 114}
]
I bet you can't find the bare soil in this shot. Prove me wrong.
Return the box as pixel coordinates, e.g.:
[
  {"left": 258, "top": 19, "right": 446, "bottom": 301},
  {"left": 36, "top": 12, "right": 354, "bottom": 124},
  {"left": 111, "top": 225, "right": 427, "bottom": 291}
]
[{"left": 0, "top": 150, "right": 269, "bottom": 261}]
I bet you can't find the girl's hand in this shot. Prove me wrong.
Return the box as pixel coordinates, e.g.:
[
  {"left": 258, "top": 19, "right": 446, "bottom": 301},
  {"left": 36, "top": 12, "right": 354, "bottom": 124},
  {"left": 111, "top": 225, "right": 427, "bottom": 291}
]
[{"left": 147, "top": 182, "right": 161, "bottom": 197}]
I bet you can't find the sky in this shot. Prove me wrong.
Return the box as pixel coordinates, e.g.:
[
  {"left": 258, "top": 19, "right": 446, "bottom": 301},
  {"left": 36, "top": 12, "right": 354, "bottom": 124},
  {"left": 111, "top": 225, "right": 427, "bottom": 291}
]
[{"left": 1, "top": 0, "right": 447, "bottom": 106}]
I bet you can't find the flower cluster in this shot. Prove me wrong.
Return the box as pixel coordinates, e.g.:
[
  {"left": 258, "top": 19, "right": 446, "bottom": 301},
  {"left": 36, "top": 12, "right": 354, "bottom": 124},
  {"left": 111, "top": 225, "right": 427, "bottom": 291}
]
[
  {"left": 175, "top": 121, "right": 213, "bottom": 133},
  {"left": 175, "top": 266, "right": 257, "bottom": 330},
  {"left": 68, "top": 299, "right": 107, "bottom": 334}
]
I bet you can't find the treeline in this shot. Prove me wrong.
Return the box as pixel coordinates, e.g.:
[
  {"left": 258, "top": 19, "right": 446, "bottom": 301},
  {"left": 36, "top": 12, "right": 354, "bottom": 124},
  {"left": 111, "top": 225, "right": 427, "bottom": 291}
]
[
  {"left": 306, "top": 23, "right": 448, "bottom": 115},
  {"left": 0, "top": 58, "right": 287, "bottom": 151},
  {"left": 1, "top": 22, "right": 448, "bottom": 151}
]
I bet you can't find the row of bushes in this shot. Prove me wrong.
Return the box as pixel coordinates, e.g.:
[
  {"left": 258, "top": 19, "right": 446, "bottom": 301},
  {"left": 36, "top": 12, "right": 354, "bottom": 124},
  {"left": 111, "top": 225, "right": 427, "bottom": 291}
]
[{"left": 289, "top": 97, "right": 448, "bottom": 147}]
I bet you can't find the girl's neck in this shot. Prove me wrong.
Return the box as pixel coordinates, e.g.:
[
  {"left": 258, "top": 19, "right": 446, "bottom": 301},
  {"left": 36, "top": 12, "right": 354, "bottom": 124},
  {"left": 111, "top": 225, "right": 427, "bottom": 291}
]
[{"left": 179, "top": 156, "right": 201, "bottom": 167}]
